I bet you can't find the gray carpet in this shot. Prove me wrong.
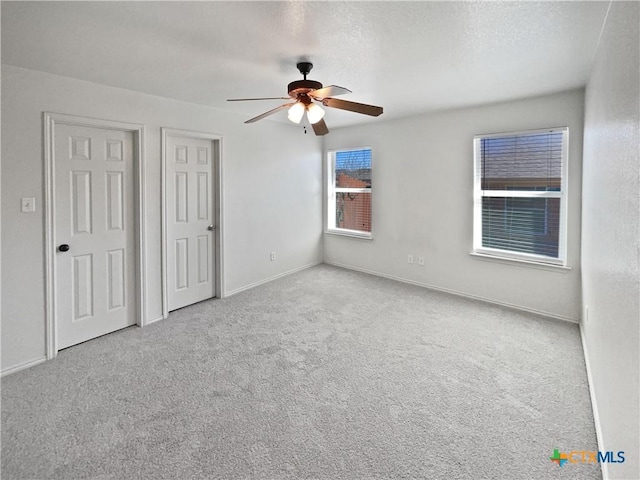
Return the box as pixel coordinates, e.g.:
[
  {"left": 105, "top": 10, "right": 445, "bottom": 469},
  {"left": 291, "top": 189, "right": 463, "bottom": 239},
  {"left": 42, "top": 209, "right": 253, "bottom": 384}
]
[{"left": 2, "top": 265, "right": 599, "bottom": 479}]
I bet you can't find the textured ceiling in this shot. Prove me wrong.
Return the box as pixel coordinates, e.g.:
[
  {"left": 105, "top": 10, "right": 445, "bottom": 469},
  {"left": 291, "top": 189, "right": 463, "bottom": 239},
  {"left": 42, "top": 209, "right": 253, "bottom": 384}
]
[{"left": 1, "top": 1, "right": 610, "bottom": 128}]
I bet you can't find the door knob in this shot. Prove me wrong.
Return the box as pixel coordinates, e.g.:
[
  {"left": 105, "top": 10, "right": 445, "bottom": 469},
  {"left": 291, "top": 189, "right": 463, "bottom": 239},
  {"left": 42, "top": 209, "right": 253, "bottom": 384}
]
[
  {"left": 58, "top": 244, "right": 70, "bottom": 252},
  {"left": 207, "top": 225, "right": 215, "bottom": 231}
]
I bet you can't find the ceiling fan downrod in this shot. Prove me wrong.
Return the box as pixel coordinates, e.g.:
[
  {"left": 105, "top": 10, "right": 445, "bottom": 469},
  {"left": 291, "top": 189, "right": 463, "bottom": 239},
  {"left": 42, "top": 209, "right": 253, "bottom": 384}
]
[{"left": 288, "top": 63, "right": 322, "bottom": 96}]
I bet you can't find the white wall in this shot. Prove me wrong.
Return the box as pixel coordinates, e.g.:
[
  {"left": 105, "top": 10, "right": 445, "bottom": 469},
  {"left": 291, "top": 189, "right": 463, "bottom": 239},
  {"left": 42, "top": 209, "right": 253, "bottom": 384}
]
[
  {"left": 324, "top": 89, "right": 585, "bottom": 321},
  {"left": 581, "top": 1, "right": 639, "bottom": 479},
  {"left": 1, "top": 65, "right": 323, "bottom": 372}
]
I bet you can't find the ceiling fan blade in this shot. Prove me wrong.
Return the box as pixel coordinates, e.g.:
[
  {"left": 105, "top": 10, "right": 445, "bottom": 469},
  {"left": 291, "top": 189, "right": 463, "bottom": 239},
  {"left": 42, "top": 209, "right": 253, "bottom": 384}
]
[
  {"left": 245, "top": 103, "right": 297, "bottom": 124},
  {"left": 322, "top": 98, "right": 383, "bottom": 117},
  {"left": 228, "top": 97, "right": 291, "bottom": 102},
  {"left": 308, "top": 85, "right": 352, "bottom": 100},
  {"left": 312, "top": 118, "right": 329, "bottom": 136}
]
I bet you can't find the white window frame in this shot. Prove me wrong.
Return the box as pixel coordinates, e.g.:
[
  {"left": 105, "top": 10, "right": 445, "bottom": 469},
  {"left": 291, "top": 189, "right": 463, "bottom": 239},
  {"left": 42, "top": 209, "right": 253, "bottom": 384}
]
[
  {"left": 326, "top": 147, "right": 373, "bottom": 239},
  {"left": 472, "top": 127, "right": 569, "bottom": 266}
]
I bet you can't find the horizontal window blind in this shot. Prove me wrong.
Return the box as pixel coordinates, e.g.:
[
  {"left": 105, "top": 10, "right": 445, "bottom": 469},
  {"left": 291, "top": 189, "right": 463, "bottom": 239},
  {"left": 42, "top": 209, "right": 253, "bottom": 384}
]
[
  {"left": 482, "top": 197, "right": 560, "bottom": 257},
  {"left": 475, "top": 129, "right": 567, "bottom": 263},
  {"left": 481, "top": 132, "right": 563, "bottom": 191},
  {"left": 328, "top": 148, "right": 372, "bottom": 234}
]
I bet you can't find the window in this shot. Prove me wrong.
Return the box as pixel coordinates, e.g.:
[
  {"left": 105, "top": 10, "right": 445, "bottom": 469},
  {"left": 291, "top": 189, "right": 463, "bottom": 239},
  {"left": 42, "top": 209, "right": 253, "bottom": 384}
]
[
  {"left": 327, "top": 147, "right": 372, "bottom": 238},
  {"left": 473, "top": 128, "right": 568, "bottom": 265}
]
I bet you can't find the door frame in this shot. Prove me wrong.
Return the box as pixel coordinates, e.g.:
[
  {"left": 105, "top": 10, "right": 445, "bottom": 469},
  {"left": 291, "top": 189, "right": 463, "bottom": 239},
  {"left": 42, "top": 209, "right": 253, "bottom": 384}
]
[
  {"left": 43, "top": 112, "right": 147, "bottom": 359},
  {"left": 161, "top": 128, "right": 224, "bottom": 318}
]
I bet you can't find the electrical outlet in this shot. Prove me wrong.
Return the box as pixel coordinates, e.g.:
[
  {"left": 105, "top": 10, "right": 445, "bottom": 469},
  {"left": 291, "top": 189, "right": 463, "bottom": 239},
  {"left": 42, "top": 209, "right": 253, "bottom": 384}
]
[
  {"left": 270, "top": 251, "right": 276, "bottom": 261},
  {"left": 407, "top": 255, "right": 414, "bottom": 264},
  {"left": 418, "top": 256, "right": 425, "bottom": 266}
]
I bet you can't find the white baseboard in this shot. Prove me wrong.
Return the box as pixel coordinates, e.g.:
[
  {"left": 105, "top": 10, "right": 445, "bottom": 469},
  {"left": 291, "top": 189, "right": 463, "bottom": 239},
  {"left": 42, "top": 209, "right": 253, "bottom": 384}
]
[
  {"left": 580, "top": 324, "right": 607, "bottom": 480},
  {"left": 224, "top": 261, "right": 322, "bottom": 298},
  {"left": 145, "top": 315, "right": 166, "bottom": 325},
  {"left": 324, "top": 261, "right": 579, "bottom": 324},
  {"left": 1, "top": 356, "right": 47, "bottom": 377}
]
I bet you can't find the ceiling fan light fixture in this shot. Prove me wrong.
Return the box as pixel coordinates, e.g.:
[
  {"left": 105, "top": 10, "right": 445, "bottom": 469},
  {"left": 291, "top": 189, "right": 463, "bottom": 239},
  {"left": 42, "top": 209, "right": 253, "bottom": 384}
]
[
  {"left": 306, "top": 103, "right": 325, "bottom": 124},
  {"left": 287, "top": 102, "right": 305, "bottom": 124}
]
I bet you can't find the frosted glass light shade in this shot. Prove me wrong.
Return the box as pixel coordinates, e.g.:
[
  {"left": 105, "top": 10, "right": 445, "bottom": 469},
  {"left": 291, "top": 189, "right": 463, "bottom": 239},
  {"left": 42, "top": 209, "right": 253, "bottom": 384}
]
[
  {"left": 306, "top": 103, "right": 325, "bottom": 124},
  {"left": 287, "top": 102, "right": 305, "bottom": 124}
]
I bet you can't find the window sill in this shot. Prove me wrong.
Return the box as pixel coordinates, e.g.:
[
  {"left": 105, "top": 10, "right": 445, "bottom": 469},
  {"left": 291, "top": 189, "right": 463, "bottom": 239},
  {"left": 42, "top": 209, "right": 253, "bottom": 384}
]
[
  {"left": 469, "top": 251, "right": 571, "bottom": 272},
  {"left": 325, "top": 229, "right": 373, "bottom": 240}
]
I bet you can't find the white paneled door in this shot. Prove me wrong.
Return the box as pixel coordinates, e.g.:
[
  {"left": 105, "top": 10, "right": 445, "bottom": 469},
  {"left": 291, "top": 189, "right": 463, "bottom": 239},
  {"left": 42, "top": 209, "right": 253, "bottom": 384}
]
[
  {"left": 55, "top": 124, "right": 136, "bottom": 349},
  {"left": 166, "top": 134, "right": 216, "bottom": 311}
]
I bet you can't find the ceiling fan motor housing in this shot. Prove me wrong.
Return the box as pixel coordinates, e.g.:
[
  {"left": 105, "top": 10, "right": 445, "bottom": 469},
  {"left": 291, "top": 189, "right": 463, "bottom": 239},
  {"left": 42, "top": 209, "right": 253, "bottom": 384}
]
[{"left": 288, "top": 79, "right": 323, "bottom": 98}]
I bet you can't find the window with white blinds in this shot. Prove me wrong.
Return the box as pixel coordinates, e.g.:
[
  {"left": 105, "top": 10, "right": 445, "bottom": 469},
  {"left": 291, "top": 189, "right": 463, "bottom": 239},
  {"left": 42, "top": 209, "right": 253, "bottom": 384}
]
[
  {"left": 327, "top": 148, "right": 372, "bottom": 238},
  {"left": 473, "top": 128, "right": 568, "bottom": 265}
]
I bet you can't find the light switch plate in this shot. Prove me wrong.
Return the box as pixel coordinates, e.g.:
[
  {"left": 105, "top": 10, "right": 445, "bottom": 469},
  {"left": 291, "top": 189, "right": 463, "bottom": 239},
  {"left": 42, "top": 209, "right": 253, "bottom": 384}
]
[{"left": 21, "top": 197, "right": 36, "bottom": 213}]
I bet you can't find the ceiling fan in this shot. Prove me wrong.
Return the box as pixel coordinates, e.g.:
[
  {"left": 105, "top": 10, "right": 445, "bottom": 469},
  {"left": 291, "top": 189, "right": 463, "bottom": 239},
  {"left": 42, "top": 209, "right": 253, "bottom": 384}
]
[{"left": 227, "top": 62, "right": 383, "bottom": 136}]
